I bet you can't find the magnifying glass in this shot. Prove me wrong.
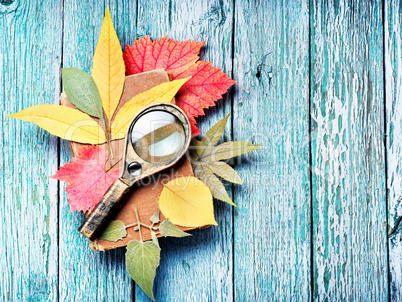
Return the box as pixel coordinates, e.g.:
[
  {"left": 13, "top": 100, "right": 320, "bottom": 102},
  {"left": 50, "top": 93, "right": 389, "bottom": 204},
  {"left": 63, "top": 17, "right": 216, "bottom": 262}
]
[{"left": 78, "top": 103, "right": 191, "bottom": 240}]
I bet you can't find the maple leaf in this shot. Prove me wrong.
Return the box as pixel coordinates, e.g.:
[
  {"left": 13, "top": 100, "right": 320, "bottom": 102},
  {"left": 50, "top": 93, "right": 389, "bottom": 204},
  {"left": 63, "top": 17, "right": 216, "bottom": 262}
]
[
  {"left": 190, "top": 114, "right": 260, "bottom": 206},
  {"left": 51, "top": 145, "right": 121, "bottom": 212},
  {"left": 174, "top": 61, "right": 235, "bottom": 135},
  {"left": 123, "top": 35, "right": 204, "bottom": 77},
  {"left": 124, "top": 36, "right": 235, "bottom": 136}
]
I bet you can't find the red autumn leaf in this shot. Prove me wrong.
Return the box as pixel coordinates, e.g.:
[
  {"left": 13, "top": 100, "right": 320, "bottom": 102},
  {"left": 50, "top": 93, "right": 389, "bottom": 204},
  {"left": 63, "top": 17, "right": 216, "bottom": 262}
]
[
  {"left": 50, "top": 145, "right": 120, "bottom": 212},
  {"left": 173, "top": 61, "right": 236, "bottom": 134},
  {"left": 124, "top": 36, "right": 235, "bottom": 136},
  {"left": 124, "top": 35, "right": 204, "bottom": 77}
]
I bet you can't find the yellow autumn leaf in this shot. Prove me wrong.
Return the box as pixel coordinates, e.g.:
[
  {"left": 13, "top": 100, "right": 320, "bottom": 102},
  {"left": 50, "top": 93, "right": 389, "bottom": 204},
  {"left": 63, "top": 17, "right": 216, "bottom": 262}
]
[
  {"left": 7, "top": 104, "right": 107, "bottom": 144},
  {"left": 159, "top": 176, "right": 218, "bottom": 227},
  {"left": 92, "top": 6, "right": 125, "bottom": 122},
  {"left": 111, "top": 77, "right": 190, "bottom": 140}
]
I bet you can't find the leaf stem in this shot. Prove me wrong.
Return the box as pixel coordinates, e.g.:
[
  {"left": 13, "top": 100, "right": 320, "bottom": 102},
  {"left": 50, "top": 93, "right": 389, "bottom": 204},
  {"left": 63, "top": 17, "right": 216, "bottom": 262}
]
[
  {"left": 100, "top": 116, "right": 114, "bottom": 160},
  {"left": 106, "top": 121, "right": 114, "bottom": 159},
  {"left": 133, "top": 206, "right": 143, "bottom": 242},
  {"left": 140, "top": 222, "right": 155, "bottom": 230},
  {"left": 125, "top": 222, "right": 156, "bottom": 230},
  {"left": 104, "top": 157, "right": 123, "bottom": 173},
  {"left": 108, "top": 139, "right": 114, "bottom": 159}
]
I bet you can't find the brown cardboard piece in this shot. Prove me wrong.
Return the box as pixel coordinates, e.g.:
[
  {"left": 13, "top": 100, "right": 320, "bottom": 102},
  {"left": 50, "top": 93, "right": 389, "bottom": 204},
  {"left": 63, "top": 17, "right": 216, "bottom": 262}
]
[{"left": 60, "top": 69, "right": 202, "bottom": 251}]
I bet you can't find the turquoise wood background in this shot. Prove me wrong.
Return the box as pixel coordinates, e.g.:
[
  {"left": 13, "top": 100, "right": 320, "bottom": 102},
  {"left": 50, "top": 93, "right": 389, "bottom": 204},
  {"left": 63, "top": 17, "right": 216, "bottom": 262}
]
[{"left": 0, "top": 0, "right": 401, "bottom": 301}]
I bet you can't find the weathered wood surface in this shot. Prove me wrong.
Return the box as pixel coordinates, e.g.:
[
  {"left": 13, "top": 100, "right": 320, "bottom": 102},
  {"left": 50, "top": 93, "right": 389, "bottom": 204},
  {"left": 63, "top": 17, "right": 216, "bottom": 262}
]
[
  {"left": 1, "top": 0, "right": 402, "bottom": 301},
  {"left": 311, "top": 0, "right": 388, "bottom": 300},
  {"left": 233, "top": 0, "right": 311, "bottom": 300},
  {"left": 0, "top": 1, "right": 62, "bottom": 300},
  {"left": 385, "top": 0, "right": 402, "bottom": 300}
]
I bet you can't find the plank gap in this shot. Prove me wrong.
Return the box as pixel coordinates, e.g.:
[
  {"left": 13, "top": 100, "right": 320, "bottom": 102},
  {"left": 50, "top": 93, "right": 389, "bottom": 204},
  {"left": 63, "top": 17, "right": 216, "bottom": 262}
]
[
  {"left": 308, "top": 0, "right": 314, "bottom": 300},
  {"left": 230, "top": 1, "right": 236, "bottom": 302},
  {"left": 382, "top": 1, "right": 391, "bottom": 301}
]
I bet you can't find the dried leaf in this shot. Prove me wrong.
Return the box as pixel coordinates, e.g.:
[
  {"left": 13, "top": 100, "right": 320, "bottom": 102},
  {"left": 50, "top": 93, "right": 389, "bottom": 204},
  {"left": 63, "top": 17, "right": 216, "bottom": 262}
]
[
  {"left": 99, "top": 220, "right": 127, "bottom": 242},
  {"left": 61, "top": 68, "right": 104, "bottom": 122},
  {"left": 213, "top": 141, "right": 260, "bottom": 161},
  {"left": 159, "top": 220, "right": 191, "bottom": 238},
  {"left": 111, "top": 78, "right": 190, "bottom": 140},
  {"left": 201, "top": 114, "right": 230, "bottom": 147},
  {"left": 205, "top": 161, "right": 243, "bottom": 184},
  {"left": 92, "top": 6, "right": 125, "bottom": 122},
  {"left": 126, "top": 240, "right": 160, "bottom": 301},
  {"left": 193, "top": 164, "right": 233, "bottom": 206},
  {"left": 150, "top": 209, "right": 160, "bottom": 224},
  {"left": 124, "top": 36, "right": 235, "bottom": 136},
  {"left": 190, "top": 115, "right": 260, "bottom": 205},
  {"left": 7, "top": 104, "right": 107, "bottom": 144},
  {"left": 50, "top": 145, "right": 120, "bottom": 212},
  {"left": 159, "top": 176, "right": 217, "bottom": 227}
]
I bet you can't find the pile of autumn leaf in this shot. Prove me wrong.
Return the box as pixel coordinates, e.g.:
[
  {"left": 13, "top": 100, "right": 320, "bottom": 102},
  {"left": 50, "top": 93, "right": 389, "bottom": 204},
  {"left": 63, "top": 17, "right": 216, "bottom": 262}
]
[{"left": 7, "top": 7, "right": 259, "bottom": 301}]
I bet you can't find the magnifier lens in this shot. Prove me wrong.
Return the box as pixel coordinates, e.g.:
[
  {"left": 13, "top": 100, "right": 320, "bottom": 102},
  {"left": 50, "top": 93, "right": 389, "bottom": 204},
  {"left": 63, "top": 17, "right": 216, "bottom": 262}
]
[{"left": 131, "top": 110, "right": 186, "bottom": 163}]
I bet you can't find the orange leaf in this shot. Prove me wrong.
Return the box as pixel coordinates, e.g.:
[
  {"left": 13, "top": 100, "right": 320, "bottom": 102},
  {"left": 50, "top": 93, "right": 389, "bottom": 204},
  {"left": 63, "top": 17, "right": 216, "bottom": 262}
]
[
  {"left": 51, "top": 146, "right": 120, "bottom": 212},
  {"left": 123, "top": 36, "right": 235, "bottom": 136}
]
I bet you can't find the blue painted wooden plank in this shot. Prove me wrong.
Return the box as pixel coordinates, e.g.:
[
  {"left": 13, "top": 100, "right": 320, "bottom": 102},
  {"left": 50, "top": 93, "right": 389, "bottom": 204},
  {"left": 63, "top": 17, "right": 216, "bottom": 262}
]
[
  {"left": 233, "top": 0, "right": 311, "bottom": 300},
  {"left": 135, "top": 0, "right": 234, "bottom": 301},
  {"left": 58, "top": 1, "right": 136, "bottom": 301},
  {"left": 0, "top": 0, "right": 62, "bottom": 300},
  {"left": 311, "top": 0, "right": 388, "bottom": 300},
  {"left": 2, "top": 0, "right": 398, "bottom": 301},
  {"left": 384, "top": 0, "right": 402, "bottom": 300}
]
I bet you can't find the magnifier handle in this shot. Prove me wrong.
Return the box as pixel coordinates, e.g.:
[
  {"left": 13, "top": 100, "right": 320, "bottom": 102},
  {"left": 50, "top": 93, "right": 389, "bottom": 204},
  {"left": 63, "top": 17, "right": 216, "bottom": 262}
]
[{"left": 78, "top": 179, "right": 130, "bottom": 240}]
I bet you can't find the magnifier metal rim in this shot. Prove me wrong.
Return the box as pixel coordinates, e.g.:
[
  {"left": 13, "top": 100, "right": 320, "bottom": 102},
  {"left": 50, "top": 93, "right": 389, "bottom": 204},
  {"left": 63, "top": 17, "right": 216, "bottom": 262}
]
[
  {"left": 128, "top": 103, "right": 189, "bottom": 163},
  {"left": 129, "top": 109, "right": 186, "bottom": 164},
  {"left": 119, "top": 102, "right": 191, "bottom": 184}
]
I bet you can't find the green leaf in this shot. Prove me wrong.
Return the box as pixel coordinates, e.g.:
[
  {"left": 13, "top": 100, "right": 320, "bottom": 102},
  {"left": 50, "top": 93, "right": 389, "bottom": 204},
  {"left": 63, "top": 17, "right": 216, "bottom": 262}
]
[
  {"left": 62, "top": 68, "right": 104, "bottom": 120},
  {"left": 151, "top": 231, "right": 160, "bottom": 248},
  {"left": 126, "top": 240, "right": 160, "bottom": 301},
  {"left": 190, "top": 116, "right": 260, "bottom": 206},
  {"left": 201, "top": 113, "right": 230, "bottom": 147},
  {"left": 99, "top": 220, "right": 127, "bottom": 242},
  {"left": 150, "top": 208, "right": 160, "bottom": 224},
  {"left": 159, "top": 220, "right": 192, "bottom": 238}
]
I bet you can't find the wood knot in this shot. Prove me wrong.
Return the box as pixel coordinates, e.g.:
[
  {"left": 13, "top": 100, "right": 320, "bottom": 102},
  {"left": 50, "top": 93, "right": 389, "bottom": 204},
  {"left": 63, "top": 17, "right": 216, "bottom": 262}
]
[
  {"left": 0, "top": 0, "right": 14, "bottom": 5},
  {"left": 0, "top": 0, "right": 18, "bottom": 14},
  {"left": 256, "top": 64, "right": 262, "bottom": 79}
]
